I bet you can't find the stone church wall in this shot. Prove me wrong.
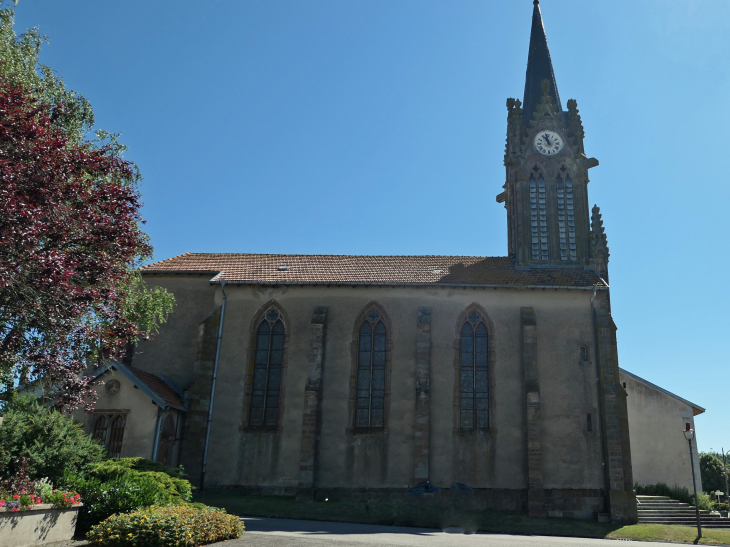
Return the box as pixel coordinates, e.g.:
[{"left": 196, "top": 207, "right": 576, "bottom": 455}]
[{"left": 135, "top": 274, "right": 606, "bottom": 506}]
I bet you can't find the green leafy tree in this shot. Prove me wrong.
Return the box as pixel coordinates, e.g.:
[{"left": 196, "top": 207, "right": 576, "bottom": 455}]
[
  {"left": 700, "top": 453, "right": 727, "bottom": 493},
  {"left": 0, "top": 1, "right": 175, "bottom": 407}
]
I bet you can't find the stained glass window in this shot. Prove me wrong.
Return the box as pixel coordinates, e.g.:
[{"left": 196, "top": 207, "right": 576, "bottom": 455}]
[
  {"left": 460, "top": 318, "right": 489, "bottom": 430},
  {"left": 355, "top": 313, "right": 387, "bottom": 429},
  {"left": 250, "top": 308, "right": 285, "bottom": 427}
]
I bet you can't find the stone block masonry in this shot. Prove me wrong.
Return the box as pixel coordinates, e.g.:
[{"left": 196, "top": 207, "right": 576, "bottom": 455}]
[
  {"left": 298, "top": 306, "right": 328, "bottom": 494},
  {"left": 413, "top": 306, "right": 431, "bottom": 481},
  {"left": 181, "top": 307, "right": 221, "bottom": 487},
  {"left": 594, "top": 307, "right": 637, "bottom": 524},
  {"left": 521, "top": 307, "right": 545, "bottom": 518}
]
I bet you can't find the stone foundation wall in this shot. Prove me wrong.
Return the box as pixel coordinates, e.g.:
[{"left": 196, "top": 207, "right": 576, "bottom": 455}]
[
  {"left": 221, "top": 486, "right": 606, "bottom": 519},
  {"left": 544, "top": 489, "right": 605, "bottom": 519}
]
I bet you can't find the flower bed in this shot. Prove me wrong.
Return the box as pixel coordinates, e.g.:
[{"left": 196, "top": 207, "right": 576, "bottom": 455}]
[
  {"left": 0, "top": 458, "right": 84, "bottom": 546},
  {"left": 0, "top": 490, "right": 81, "bottom": 512}
]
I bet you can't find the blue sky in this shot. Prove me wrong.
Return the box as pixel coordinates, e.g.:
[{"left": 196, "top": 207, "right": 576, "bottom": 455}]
[{"left": 15, "top": 0, "right": 729, "bottom": 454}]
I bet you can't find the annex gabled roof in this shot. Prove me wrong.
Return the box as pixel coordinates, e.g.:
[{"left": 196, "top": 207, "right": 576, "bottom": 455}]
[
  {"left": 89, "top": 362, "right": 187, "bottom": 411},
  {"left": 140, "top": 253, "right": 607, "bottom": 290},
  {"left": 620, "top": 368, "right": 705, "bottom": 416}
]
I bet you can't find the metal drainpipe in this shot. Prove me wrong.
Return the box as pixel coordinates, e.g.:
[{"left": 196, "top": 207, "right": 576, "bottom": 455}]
[
  {"left": 152, "top": 407, "right": 163, "bottom": 462},
  {"left": 200, "top": 279, "right": 227, "bottom": 491},
  {"left": 591, "top": 285, "right": 611, "bottom": 516}
]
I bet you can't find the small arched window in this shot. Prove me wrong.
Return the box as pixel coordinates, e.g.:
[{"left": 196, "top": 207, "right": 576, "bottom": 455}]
[
  {"left": 355, "top": 310, "right": 387, "bottom": 429},
  {"left": 460, "top": 312, "right": 489, "bottom": 431},
  {"left": 250, "top": 308, "right": 285, "bottom": 427},
  {"left": 107, "top": 415, "right": 126, "bottom": 459},
  {"left": 92, "top": 415, "right": 109, "bottom": 445}
]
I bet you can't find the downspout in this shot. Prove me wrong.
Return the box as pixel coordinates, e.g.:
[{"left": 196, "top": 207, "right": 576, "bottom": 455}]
[
  {"left": 591, "top": 284, "right": 611, "bottom": 515},
  {"left": 200, "top": 279, "right": 227, "bottom": 491},
  {"left": 152, "top": 407, "right": 163, "bottom": 462}
]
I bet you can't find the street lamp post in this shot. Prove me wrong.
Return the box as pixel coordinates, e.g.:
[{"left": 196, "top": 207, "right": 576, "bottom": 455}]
[
  {"left": 720, "top": 450, "right": 730, "bottom": 509},
  {"left": 684, "top": 423, "right": 701, "bottom": 539}
]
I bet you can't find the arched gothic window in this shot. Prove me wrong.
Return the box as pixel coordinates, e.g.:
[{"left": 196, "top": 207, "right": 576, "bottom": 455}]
[
  {"left": 92, "top": 415, "right": 109, "bottom": 445},
  {"left": 529, "top": 165, "right": 548, "bottom": 261},
  {"left": 250, "top": 308, "right": 285, "bottom": 427},
  {"left": 556, "top": 166, "right": 577, "bottom": 261},
  {"left": 460, "top": 311, "right": 489, "bottom": 430},
  {"left": 107, "top": 415, "right": 126, "bottom": 459},
  {"left": 91, "top": 413, "right": 127, "bottom": 457},
  {"left": 355, "top": 310, "right": 387, "bottom": 429}
]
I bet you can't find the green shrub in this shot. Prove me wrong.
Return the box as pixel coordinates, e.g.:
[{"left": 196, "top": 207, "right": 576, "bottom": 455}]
[
  {"left": 86, "top": 505, "right": 244, "bottom": 547},
  {"left": 63, "top": 472, "right": 165, "bottom": 536},
  {"left": 635, "top": 483, "right": 692, "bottom": 505},
  {"left": 89, "top": 458, "right": 192, "bottom": 503},
  {"left": 0, "top": 394, "right": 105, "bottom": 483},
  {"left": 691, "top": 491, "right": 713, "bottom": 511}
]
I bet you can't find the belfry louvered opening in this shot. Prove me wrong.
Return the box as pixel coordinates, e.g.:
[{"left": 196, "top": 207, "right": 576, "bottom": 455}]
[
  {"left": 556, "top": 166, "right": 577, "bottom": 262},
  {"left": 529, "top": 166, "right": 549, "bottom": 261}
]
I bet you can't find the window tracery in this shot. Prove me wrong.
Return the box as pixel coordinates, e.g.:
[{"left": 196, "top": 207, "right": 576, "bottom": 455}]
[
  {"left": 460, "top": 312, "right": 489, "bottom": 431},
  {"left": 249, "top": 307, "right": 285, "bottom": 427},
  {"left": 355, "top": 309, "right": 387, "bottom": 429}
]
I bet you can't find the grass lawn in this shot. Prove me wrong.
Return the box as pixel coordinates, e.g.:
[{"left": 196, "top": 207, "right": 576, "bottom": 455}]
[{"left": 195, "top": 490, "right": 730, "bottom": 545}]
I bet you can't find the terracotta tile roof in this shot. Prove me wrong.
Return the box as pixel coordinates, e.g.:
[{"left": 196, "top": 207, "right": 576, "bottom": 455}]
[
  {"left": 140, "top": 253, "right": 607, "bottom": 289},
  {"left": 127, "top": 367, "right": 186, "bottom": 410}
]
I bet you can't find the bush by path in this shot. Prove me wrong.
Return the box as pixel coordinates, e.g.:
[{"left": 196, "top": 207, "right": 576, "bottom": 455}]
[{"left": 86, "top": 505, "right": 244, "bottom": 547}]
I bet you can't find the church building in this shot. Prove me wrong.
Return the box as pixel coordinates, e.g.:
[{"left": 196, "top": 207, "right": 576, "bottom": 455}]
[{"left": 79, "top": 2, "right": 664, "bottom": 524}]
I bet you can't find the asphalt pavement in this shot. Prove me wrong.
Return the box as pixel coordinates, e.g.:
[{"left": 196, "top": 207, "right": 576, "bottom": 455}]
[{"left": 208, "top": 516, "right": 681, "bottom": 547}]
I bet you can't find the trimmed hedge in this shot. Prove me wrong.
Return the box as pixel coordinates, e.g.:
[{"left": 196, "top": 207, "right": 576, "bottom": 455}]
[
  {"left": 0, "top": 394, "right": 105, "bottom": 483},
  {"left": 89, "top": 458, "right": 192, "bottom": 503},
  {"left": 86, "top": 505, "right": 244, "bottom": 547},
  {"left": 63, "top": 472, "right": 165, "bottom": 536}
]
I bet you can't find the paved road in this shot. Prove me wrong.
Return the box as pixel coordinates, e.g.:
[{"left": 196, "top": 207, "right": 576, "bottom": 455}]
[{"left": 210, "top": 516, "right": 681, "bottom": 547}]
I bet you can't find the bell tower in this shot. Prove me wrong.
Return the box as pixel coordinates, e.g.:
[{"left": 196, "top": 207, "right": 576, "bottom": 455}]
[{"left": 498, "top": 0, "right": 600, "bottom": 269}]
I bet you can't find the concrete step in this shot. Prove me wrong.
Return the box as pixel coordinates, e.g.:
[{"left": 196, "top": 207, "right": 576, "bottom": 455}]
[
  {"left": 638, "top": 507, "right": 713, "bottom": 512},
  {"left": 635, "top": 494, "right": 730, "bottom": 527}
]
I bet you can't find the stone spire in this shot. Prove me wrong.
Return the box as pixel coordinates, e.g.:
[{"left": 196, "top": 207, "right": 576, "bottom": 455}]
[{"left": 523, "top": 0, "right": 562, "bottom": 124}]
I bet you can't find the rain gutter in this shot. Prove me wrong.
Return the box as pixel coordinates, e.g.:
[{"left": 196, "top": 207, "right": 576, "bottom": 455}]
[{"left": 200, "top": 277, "right": 227, "bottom": 491}]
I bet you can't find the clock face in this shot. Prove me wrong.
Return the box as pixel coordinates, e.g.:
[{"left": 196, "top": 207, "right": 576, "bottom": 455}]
[{"left": 534, "top": 130, "right": 563, "bottom": 156}]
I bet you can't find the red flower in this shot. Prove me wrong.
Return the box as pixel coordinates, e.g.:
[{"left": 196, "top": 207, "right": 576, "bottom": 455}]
[{"left": 12, "top": 495, "right": 20, "bottom": 499}]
